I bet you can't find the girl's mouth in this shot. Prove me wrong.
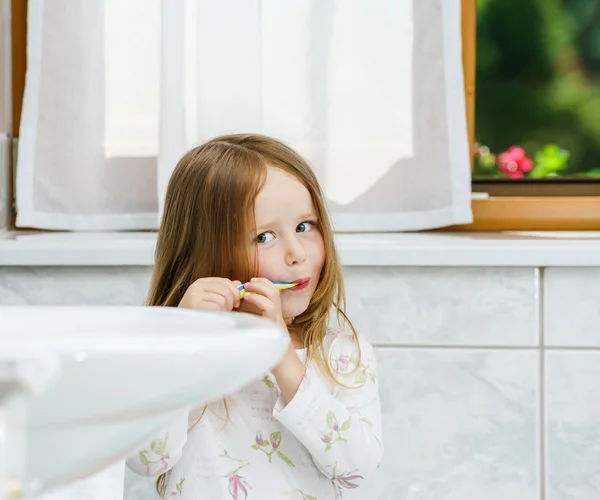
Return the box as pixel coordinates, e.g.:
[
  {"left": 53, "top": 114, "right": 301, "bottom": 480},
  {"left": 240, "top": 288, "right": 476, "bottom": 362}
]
[{"left": 290, "top": 278, "right": 310, "bottom": 291}]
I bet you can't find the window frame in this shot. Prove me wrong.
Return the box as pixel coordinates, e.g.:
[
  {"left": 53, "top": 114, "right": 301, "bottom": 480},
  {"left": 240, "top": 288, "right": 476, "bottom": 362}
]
[
  {"left": 5, "top": 0, "right": 26, "bottom": 229},
  {"left": 456, "top": 0, "right": 600, "bottom": 231},
  {"left": 10, "top": 0, "right": 25, "bottom": 138}
]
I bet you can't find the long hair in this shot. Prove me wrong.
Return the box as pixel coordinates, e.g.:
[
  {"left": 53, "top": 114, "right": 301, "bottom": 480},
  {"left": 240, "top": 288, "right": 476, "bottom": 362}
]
[{"left": 149, "top": 134, "right": 358, "bottom": 496}]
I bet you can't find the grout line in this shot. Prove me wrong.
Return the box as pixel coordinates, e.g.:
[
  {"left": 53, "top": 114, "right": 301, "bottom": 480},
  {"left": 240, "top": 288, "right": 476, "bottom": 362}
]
[
  {"left": 373, "top": 344, "right": 538, "bottom": 350},
  {"left": 539, "top": 268, "right": 546, "bottom": 500},
  {"left": 373, "top": 343, "right": 600, "bottom": 351},
  {"left": 543, "top": 345, "right": 600, "bottom": 351}
]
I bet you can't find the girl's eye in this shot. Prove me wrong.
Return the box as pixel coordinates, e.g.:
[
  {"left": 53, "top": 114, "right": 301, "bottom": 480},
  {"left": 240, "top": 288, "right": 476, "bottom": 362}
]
[
  {"left": 257, "top": 232, "right": 275, "bottom": 244},
  {"left": 296, "top": 221, "right": 314, "bottom": 233}
]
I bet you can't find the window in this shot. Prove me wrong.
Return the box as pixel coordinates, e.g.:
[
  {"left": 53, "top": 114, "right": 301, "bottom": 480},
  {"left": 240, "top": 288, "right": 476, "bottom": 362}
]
[
  {"left": 9, "top": 0, "right": 471, "bottom": 232},
  {"left": 475, "top": 0, "right": 600, "bottom": 181},
  {"left": 457, "top": 0, "right": 600, "bottom": 230},
  {"left": 10, "top": 1, "right": 596, "bottom": 231}
]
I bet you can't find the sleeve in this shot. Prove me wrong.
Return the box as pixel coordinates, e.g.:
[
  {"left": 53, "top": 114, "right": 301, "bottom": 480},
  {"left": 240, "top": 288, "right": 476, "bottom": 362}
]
[
  {"left": 125, "top": 409, "right": 192, "bottom": 477},
  {"left": 273, "top": 332, "right": 383, "bottom": 490}
]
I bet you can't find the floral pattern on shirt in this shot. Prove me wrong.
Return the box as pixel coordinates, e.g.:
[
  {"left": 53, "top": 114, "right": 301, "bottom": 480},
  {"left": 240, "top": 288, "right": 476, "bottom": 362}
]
[
  {"left": 354, "top": 364, "right": 377, "bottom": 386},
  {"left": 261, "top": 375, "right": 276, "bottom": 388},
  {"left": 137, "top": 433, "right": 172, "bottom": 475},
  {"left": 320, "top": 411, "right": 352, "bottom": 452},
  {"left": 252, "top": 431, "right": 295, "bottom": 466},
  {"left": 329, "top": 463, "right": 364, "bottom": 496},
  {"left": 296, "top": 490, "right": 317, "bottom": 500},
  {"left": 126, "top": 330, "right": 383, "bottom": 500},
  {"left": 220, "top": 450, "right": 251, "bottom": 500},
  {"left": 166, "top": 477, "right": 186, "bottom": 498}
]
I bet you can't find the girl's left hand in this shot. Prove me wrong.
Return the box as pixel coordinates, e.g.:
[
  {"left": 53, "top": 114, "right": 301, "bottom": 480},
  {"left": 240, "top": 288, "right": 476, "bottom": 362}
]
[
  {"left": 238, "top": 277, "right": 287, "bottom": 329},
  {"left": 241, "top": 278, "right": 305, "bottom": 402}
]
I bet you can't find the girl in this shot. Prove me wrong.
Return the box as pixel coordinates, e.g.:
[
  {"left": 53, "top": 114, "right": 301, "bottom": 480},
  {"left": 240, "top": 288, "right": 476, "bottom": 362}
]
[{"left": 126, "top": 134, "right": 383, "bottom": 499}]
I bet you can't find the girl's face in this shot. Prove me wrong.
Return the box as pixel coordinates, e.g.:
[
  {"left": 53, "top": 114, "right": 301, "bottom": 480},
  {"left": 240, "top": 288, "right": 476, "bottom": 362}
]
[{"left": 251, "top": 166, "right": 326, "bottom": 321}]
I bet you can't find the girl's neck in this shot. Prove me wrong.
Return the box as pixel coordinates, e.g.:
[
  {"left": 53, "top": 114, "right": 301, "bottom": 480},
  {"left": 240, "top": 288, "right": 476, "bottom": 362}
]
[
  {"left": 286, "top": 324, "right": 306, "bottom": 350},
  {"left": 291, "top": 337, "right": 305, "bottom": 350}
]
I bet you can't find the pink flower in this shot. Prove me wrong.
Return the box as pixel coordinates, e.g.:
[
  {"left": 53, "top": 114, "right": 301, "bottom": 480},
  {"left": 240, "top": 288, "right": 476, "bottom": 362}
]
[
  {"left": 334, "top": 354, "right": 351, "bottom": 373},
  {"left": 228, "top": 475, "right": 249, "bottom": 500},
  {"left": 255, "top": 432, "right": 265, "bottom": 446},
  {"left": 521, "top": 158, "right": 533, "bottom": 172},
  {"left": 497, "top": 146, "right": 533, "bottom": 179},
  {"left": 270, "top": 431, "right": 282, "bottom": 449},
  {"left": 334, "top": 471, "right": 364, "bottom": 489},
  {"left": 320, "top": 432, "right": 332, "bottom": 444}
]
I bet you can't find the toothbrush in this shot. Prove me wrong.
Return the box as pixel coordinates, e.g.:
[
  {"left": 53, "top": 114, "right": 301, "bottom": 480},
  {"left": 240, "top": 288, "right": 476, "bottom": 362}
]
[{"left": 238, "top": 281, "right": 298, "bottom": 299}]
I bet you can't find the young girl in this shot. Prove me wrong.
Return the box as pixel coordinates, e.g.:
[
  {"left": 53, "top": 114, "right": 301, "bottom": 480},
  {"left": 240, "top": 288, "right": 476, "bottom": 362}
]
[{"left": 126, "top": 134, "right": 383, "bottom": 499}]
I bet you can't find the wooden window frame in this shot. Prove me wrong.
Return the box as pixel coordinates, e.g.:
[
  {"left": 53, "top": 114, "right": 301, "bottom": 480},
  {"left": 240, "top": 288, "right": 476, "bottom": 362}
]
[
  {"left": 10, "top": 0, "right": 26, "bottom": 137},
  {"left": 8, "top": 0, "right": 600, "bottom": 230},
  {"left": 456, "top": 0, "right": 600, "bottom": 230},
  {"left": 7, "top": 0, "right": 27, "bottom": 228}
]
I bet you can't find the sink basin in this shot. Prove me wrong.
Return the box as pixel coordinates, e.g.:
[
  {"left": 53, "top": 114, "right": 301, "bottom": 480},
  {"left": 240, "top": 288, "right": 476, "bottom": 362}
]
[{"left": 0, "top": 306, "right": 289, "bottom": 498}]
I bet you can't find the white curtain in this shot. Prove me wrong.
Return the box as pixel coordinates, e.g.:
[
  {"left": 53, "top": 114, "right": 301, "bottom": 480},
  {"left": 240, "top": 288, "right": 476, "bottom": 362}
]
[{"left": 15, "top": 0, "right": 472, "bottom": 231}]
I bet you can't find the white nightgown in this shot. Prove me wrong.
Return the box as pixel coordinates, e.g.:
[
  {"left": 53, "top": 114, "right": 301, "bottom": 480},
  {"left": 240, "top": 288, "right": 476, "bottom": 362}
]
[{"left": 126, "top": 329, "right": 383, "bottom": 499}]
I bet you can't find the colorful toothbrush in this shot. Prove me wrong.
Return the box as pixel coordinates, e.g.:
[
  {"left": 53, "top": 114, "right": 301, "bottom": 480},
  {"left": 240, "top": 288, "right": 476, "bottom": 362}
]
[{"left": 238, "top": 281, "right": 298, "bottom": 299}]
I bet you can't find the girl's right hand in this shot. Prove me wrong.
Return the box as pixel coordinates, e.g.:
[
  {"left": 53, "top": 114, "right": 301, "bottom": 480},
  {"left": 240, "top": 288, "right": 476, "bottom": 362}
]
[{"left": 178, "top": 278, "right": 242, "bottom": 311}]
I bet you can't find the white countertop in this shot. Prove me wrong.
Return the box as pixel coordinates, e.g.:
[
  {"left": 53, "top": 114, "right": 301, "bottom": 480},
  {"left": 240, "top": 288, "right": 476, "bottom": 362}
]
[{"left": 2, "top": 230, "right": 600, "bottom": 267}]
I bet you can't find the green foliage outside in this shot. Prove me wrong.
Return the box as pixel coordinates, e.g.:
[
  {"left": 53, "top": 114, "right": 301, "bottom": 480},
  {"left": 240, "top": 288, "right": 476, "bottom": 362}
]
[{"left": 474, "top": 0, "right": 600, "bottom": 179}]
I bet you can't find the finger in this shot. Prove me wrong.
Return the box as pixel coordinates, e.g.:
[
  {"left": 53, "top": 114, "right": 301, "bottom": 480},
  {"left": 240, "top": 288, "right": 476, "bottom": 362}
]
[
  {"left": 243, "top": 292, "right": 278, "bottom": 320},
  {"left": 203, "top": 301, "right": 223, "bottom": 311},
  {"left": 250, "top": 277, "right": 275, "bottom": 287},
  {"left": 200, "top": 292, "right": 232, "bottom": 311},
  {"left": 202, "top": 277, "right": 240, "bottom": 293},
  {"left": 236, "top": 299, "right": 263, "bottom": 316},
  {"left": 189, "top": 298, "right": 223, "bottom": 311},
  {"left": 216, "top": 278, "right": 243, "bottom": 301},
  {"left": 207, "top": 278, "right": 241, "bottom": 308},
  {"left": 198, "top": 281, "right": 238, "bottom": 310},
  {"left": 244, "top": 279, "right": 280, "bottom": 302}
]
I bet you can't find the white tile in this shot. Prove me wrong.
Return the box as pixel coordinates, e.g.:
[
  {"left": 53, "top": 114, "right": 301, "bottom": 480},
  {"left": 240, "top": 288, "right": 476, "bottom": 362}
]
[
  {"left": 0, "top": 267, "right": 151, "bottom": 305},
  {"left": 345, "top": 267, "right": 540, "bottom": 346},
  {"left": 544, "top": 268, "right": 600, "bottom": 346},
  {"left": 546, "top": 351, "right": 600, "bottom": 500},
  {"left": 373, "top": 348, "right": 539, "bottom": 500}
]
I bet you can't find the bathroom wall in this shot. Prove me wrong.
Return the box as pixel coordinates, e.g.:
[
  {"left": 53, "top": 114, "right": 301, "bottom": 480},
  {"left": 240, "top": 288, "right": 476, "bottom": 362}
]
[{"left": 1, "top": 265, "right": 598, "bottom": 500}]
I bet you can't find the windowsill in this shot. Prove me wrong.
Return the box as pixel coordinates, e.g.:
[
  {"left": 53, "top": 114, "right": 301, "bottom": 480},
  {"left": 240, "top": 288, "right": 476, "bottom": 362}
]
[
  {"left": 2, "top": 230, "right": 600, "bottom": 267},
  {"left": 459, "top": 197, "right": 600, "bottom": 231}
]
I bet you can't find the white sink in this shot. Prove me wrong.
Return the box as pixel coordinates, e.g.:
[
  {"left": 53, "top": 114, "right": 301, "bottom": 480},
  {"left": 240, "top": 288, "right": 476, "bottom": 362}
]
[{"left": 0, "top": 306, "right": 289, "bottom": 499}]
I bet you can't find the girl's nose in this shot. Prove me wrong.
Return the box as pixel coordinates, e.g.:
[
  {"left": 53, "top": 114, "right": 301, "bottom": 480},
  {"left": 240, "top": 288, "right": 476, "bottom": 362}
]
[{"left": 286, "top": 237, "right": 307, "bottom": 266}]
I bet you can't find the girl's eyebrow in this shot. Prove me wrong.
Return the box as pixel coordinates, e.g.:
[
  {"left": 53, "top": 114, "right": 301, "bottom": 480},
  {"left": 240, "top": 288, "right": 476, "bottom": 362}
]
[
  {"left": 256, "top": 213, "right": 316, "bottom": 232},
  {"left": 256, "top": 220, "right": 276, "bottom": 232}
]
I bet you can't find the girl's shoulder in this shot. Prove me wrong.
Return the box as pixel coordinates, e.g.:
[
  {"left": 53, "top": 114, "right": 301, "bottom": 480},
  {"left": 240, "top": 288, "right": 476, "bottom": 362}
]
[{"left": 322, "top": 326, "right": 377, "bottom": 379}]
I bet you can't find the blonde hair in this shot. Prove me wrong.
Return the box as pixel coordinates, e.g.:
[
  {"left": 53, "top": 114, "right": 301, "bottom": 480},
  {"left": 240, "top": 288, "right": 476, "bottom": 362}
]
[{"left": 148, "top": 134, "right": 358, "bottom": 496}]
